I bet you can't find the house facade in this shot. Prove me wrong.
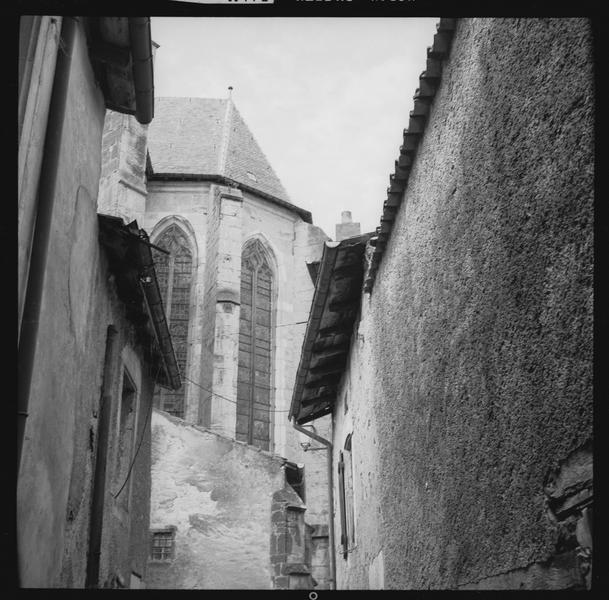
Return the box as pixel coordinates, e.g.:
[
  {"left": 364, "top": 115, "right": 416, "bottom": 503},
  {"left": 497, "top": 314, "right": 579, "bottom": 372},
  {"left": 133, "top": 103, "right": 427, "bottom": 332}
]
[{"left": 290, "top": 17, "right": 594, "bottom": 590}]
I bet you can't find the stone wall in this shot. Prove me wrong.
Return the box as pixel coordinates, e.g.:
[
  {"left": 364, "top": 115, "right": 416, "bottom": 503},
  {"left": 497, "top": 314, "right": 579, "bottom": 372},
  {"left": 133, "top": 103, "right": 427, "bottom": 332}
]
[
  {"left": 148, "top": 410, "right": 302, "bottom": 589},
  {"left": 143, "top": 180, "right": 209, "bottom": 425},
  {"left": 333, "top": 18, "right": 593, "bottom": 590},
  {"left": 97, "top": 111, "right": 149, "bottom": 224}
]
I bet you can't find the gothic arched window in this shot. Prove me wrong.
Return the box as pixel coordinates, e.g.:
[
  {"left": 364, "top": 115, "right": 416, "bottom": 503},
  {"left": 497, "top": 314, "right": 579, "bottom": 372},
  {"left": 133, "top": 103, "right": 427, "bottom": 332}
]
[
  {"left": 152, "top": 224, "right": 193, "bottom": 419},
  {"left": 236, "top": 239, "right": 274, "bottom": 450}
]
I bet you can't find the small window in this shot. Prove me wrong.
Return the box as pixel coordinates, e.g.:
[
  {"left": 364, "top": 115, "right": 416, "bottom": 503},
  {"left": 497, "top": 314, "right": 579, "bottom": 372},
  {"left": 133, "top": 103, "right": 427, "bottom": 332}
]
[
  {"left": 246, "top": 171, "right": 257, "bottom": 182},
  {"left": 150, "top": 528, "right": 176, "bottom": 561}
]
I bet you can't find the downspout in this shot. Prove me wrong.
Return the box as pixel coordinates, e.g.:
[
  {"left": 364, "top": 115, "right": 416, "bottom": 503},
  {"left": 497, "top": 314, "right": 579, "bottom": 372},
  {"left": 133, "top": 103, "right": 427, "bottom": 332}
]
[
  {"left": 128, "top": 17, "right": 154, "bottom": 125},
  {"left": 292, "top": 419, "right": 336, "bottom": 591},
  {"left": 17, "top": 16, "right": 78, "bottom": 472}
]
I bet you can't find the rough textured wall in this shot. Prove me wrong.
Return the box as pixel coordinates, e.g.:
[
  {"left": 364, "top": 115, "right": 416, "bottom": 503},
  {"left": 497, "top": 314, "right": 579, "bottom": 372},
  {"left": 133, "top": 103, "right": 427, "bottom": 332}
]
[
  {"left": 331, "top": 327, "right": 384, "bottom": 590},
  {"left": 147, "top": 410, "right": 288, "bottom": 589},
  {"left": 339, "top": 18, "right": 593, "bottom": 590}
]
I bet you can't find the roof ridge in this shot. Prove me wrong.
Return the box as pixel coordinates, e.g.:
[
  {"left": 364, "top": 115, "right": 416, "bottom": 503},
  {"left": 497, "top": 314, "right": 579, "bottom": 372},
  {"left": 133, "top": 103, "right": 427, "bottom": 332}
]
[
  {"left": 226, "top": 102, "right": 292, "bottom": 202},
  {"left": 217, "top": 98, "right": 233, "bottom": 175},
  {"left": 147, "top": 96, "right": 301, "bottom": 213}
]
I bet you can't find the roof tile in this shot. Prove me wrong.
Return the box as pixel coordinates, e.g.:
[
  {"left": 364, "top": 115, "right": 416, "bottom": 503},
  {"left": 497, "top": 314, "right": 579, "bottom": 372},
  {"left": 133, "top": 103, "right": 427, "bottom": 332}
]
[{"left": 147, "top": 97, "right": 291, "bottom": 203}]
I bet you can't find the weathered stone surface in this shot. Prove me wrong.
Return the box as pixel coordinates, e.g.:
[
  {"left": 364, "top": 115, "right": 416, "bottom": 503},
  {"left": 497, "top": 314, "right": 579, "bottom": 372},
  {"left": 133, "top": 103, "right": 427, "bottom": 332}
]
[
  {"left": 458, "top": 550, "right": 586, "bottom": 590},
  {"left": 331, "top": 18, "right": 593, "bottom": 590},
  {"left": 147, "top": 410, "right": 287, "bottom": 589}
]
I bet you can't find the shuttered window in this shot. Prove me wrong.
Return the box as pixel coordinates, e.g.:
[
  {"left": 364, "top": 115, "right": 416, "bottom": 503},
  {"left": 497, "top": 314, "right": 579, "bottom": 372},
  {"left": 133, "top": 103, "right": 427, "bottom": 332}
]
[
  {"left": 338, "top": 433, "right": 355, "bottom": 558},
  {"left": 236, "top": 240, "right": 273, "bottom": 450},
  {"left": 152, "top": 225, "right": 193, "bottom": 419}
]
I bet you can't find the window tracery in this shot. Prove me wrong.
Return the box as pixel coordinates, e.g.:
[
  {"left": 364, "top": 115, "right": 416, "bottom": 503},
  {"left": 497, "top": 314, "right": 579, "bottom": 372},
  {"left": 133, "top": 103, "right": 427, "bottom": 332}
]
[
  {"left": 236, "top": 239, "right": 274, "bottom": 450},
  {"left": 152, "top": 224, "right": 193, "bottom": 418}
]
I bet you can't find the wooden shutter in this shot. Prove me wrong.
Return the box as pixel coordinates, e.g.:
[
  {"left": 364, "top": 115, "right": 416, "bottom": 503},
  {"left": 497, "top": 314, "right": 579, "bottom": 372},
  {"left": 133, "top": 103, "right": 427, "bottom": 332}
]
[
  {"left": 236, "top": 240, "right": 273, "bottom": 450},
  {"left": 338, "top": 450, "right": 348, "bottom": 558}
]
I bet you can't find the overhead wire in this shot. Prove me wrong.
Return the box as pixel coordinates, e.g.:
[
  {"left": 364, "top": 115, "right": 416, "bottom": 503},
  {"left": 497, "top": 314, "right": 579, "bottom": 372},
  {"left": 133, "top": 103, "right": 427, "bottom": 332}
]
[
  {"left": 113, "top": 361, "right": 162, "bottom": 499},
  {"left": 183, "top": 375, "right": 293, "bottom": 413}
]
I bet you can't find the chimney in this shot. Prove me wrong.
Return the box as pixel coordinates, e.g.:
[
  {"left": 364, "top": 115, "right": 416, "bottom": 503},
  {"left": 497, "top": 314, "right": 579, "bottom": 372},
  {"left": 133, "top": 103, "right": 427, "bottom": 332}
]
[{"left": 335, "top": 210, "right": 361, "bottom": 241}]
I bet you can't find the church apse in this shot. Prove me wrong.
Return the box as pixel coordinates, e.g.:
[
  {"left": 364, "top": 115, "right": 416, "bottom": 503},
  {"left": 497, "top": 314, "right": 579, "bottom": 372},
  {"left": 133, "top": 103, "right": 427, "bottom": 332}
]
[{"left": 142, "top": 97, "right": 332, "bottom": 589}]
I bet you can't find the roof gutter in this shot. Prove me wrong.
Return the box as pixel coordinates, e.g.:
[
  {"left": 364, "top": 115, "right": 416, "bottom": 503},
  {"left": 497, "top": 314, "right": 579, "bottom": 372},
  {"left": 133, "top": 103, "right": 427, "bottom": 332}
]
[
  {"left": 135, "top": 229, "right": 181, "bottom": 390},
  {"left": 288, "top": 241, "right": 341, "bottom": 421},
  {"left": 148, "top": 172, "right": 313, "bottom": 224},
  {"left": 97, "top": 215, "right": 180, "bottom": 390},
  {"left": 128, "top": 17, "right": 154, "bottom": 125}
]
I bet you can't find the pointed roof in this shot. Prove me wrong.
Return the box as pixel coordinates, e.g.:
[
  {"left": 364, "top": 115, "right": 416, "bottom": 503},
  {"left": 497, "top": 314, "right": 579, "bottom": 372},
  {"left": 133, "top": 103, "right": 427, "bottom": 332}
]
[{"left": 147, "top": 97, "right": 295, "bottom": 207}]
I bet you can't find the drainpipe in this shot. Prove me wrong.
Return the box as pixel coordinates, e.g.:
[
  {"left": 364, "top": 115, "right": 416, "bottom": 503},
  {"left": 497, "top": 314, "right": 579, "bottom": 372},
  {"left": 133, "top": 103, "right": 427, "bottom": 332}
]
[
  {"left": 128, "top": 17, "right": 154, "bottom": 125},
  {"left": 17, "top": 16, "right": 78, "bottom": 473},
  {"left": 292, "top": 419, "right": 336, "bottom": 591}
]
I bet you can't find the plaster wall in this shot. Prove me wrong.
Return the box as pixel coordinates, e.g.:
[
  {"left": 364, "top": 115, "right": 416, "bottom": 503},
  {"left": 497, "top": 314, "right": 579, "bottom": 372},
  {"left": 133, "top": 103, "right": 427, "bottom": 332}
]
[
  {"left": 18, "top": 16, "right": 62, "bottom": 327},
  {"left": 147, "top": 410, "right": 288, "bottom": 589},
  {"left": 17, "top": 21, "right": 155, "bottom": 587},
  {"left": 334, "top": 18, "right": 593, "bottom": 589}
]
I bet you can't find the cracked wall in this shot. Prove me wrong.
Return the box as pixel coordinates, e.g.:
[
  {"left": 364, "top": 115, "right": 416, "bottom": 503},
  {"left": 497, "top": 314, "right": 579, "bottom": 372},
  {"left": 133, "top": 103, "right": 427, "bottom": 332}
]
[{"left": 148, "top": 410, "right": 295, "bottom": 589}]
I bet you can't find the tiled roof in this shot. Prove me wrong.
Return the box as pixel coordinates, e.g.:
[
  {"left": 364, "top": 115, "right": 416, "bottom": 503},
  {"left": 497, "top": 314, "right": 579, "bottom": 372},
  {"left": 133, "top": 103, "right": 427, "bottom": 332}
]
[
  {"left": 289, "top": 234, "right": 372, "bottom": 425},
  {"left": 364, "top": 18, "right": 458, "bottom": 293},
  {"left": 147, "top": 97, "right": 291, "bottom": 204}
]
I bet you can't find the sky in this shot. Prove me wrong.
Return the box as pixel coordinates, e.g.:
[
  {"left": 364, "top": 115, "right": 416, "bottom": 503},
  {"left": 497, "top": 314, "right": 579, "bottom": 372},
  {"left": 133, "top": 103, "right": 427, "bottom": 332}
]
[{"left": 151, "top": 17, "right": 439, "bottom": 238}]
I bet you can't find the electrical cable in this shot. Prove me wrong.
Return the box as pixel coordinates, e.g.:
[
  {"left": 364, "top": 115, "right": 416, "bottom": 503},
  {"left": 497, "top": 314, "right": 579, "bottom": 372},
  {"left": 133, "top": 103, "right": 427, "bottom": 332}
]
[
  {"left": 183, "top": 375, "right": 292, "bottom": 413},
  {"left": 113, "top": 362, "right": 161, "bottom": 499}
]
